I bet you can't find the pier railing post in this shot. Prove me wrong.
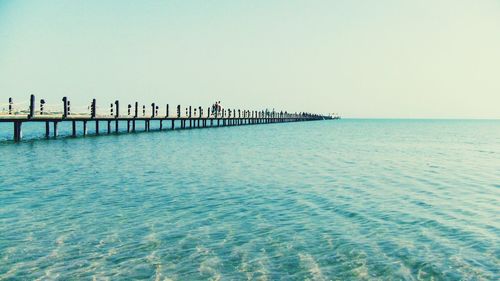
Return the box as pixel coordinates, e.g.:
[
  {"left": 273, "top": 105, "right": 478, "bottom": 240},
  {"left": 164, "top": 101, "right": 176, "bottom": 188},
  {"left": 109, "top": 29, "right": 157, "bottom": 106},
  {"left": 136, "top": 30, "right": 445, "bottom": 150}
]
[
  {"left": 115, "top": 100, "right": 119, "bottom": 133},
  {"left": 115, "top": 100, "right": 119, "bottom": 118},
  {"left": 8, "top": 98, "right": 12, "bottom": 115},
  {"left": 62, "top": 97, "right": 68, "bottom": 118},
  {"left": 91, "top": 99, "right": 96, "bottom": 118},
  {"left": 28, "top": 94, "right": 35, "bottom": 119}
]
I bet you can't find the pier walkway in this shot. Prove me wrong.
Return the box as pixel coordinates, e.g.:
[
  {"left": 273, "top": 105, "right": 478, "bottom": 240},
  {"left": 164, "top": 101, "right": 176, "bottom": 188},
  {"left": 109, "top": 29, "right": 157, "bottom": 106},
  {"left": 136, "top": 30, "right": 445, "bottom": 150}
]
[{"left": 1, "top": 95, "right": 335, "bottom": 142}]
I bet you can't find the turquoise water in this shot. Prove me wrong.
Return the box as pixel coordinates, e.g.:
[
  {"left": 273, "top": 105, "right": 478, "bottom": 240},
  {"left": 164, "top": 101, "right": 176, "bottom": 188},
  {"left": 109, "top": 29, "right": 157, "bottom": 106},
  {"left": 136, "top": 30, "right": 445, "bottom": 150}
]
[{"left": 0, "top": 119, "right": 499, "bottom": 280}]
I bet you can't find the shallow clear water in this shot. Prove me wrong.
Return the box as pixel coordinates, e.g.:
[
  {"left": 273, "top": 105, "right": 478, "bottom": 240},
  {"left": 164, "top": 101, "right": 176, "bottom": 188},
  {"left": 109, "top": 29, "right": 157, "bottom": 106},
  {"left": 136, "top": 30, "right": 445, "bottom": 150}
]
[{"left": 0, "top": 119, "right": 499, "bottom": 280}]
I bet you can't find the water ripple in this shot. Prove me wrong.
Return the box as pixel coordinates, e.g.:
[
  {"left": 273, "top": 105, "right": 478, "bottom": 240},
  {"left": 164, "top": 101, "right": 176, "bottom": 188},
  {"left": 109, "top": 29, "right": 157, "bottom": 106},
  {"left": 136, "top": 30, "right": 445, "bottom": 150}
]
[{"left": 0, "top": 120, "right": 499, "bottom": 279}]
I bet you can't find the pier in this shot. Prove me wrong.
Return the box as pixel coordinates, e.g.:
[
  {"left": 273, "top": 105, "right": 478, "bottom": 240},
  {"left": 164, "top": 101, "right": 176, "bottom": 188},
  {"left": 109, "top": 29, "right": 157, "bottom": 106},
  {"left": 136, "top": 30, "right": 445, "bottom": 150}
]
[{"left": 0, "top": 95, "right": 335, "bottom": 142}]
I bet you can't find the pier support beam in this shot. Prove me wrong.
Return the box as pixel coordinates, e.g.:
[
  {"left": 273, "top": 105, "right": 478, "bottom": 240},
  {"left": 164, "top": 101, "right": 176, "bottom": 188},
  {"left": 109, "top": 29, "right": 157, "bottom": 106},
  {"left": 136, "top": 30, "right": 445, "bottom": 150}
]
[
  {"left": 45, "top": 121, "right": 50, "bottom": 139},
  {"left": 13, "top": 122, "right": 22, "bottom": 142},
  {"left": 96, "top": 121, "right": 100, "bottom": 135},
  {"left": 53, "top": 122, "right": 58, "bottom": 138},
  {"left": 83, "top": 121, "right": 87, "bottom": 136},
  {"left": 72, "top": 121, "right": 77, "bottom": 137}
]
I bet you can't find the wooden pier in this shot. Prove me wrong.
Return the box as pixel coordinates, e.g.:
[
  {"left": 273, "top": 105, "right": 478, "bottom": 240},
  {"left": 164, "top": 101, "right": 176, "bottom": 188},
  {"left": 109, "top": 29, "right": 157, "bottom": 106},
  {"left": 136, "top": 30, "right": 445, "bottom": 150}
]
[{"left": 1, "top": 95, "right": 335, "bottom": 142}]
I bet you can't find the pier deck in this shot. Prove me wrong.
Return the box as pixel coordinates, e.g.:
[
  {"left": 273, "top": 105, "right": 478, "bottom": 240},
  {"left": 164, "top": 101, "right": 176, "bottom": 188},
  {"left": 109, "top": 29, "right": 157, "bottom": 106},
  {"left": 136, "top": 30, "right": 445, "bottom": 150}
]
[{"left": 1, "top": 95, "right": 336, "bottom": 142}]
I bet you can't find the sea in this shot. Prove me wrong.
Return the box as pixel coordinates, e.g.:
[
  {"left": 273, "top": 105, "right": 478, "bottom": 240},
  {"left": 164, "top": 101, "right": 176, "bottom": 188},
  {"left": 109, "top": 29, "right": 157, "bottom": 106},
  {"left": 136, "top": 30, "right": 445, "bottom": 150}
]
[{"left": 0, "top": 119, "right": 498, "bottom": 280}]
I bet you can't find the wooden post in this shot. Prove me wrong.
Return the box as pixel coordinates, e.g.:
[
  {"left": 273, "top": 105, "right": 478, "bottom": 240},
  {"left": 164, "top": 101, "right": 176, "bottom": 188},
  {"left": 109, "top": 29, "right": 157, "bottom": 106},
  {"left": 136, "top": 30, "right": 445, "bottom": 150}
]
[
  {"left": 115, "top": 100, "right": 119, "bottom": 133},
  {"left": 45, "top": 121, "right": 50, "bottom": 138},
  {"left": 160, "top": 120, "right": 163, "bottom": 130},
  {"left": 114, "top": 100, "right": 119, "bottom": 117},
  {"left": 189, "top": 106, "right": 192, "bottom": 128},
  {"left": 91, "top": 99, "right": 96, "bottom": 118},
  {"left": 83, "top": 121, "right": 87, "bottom": 136},
  {"left": 29, "top": 94, "right": 35, "bottom": 119},
  {"left": 13, "top": 122, "right": 17, "bottom": 142},
  {"left": 72, "top": 121, "right": 77, "bottom": 137},
  {"left": 13, "top": 122, "right": 22, "bottom": 142},
  {"left": 127, "top": 120, "right": 130, "bottom": 132},
  {"left": 8, "top": 97, "right": 12, "bottom": 115},
  {"left": 19, "top": 122, "right": 23, "bottom": 141},
  {"left": 107, "top": 120, "right": 111, "bottom": 134},
  {"left": 53, "top": 122, "right": 58, "bottom": 138},
  {"left": 40, "top": 99, "right": 45, "bottom": 115},
  {"left": 171, "top": 119, "right": 175, "bottom": 130},
  {"left": 62, "top": 97, "right": 68, "bottom": 118}
]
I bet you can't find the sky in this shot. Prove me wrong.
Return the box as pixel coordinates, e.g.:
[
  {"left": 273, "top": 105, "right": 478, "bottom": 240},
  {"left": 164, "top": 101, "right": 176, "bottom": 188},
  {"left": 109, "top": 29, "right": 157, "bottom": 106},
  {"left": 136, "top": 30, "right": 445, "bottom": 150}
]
[{"left": 0, "top": 0, "right": 499, "bottom": 118}]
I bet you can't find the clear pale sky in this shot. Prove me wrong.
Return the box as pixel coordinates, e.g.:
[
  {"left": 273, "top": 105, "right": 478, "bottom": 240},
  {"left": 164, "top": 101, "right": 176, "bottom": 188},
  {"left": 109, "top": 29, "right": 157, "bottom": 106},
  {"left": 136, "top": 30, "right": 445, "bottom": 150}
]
[{"left": 0, "top": 0, "right": 499, "bottom": 118}]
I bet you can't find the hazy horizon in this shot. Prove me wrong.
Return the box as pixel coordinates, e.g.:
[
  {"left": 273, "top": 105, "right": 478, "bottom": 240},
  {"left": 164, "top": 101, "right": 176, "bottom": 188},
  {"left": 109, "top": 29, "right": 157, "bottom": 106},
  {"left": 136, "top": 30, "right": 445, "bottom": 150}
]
[{"left": 1, "top": 0, "right": 499, "bottom": 119}]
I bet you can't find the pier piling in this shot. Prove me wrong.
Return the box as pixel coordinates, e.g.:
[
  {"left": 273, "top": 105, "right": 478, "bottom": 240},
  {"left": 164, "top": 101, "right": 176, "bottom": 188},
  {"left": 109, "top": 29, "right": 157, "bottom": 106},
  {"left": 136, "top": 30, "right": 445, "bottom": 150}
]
[
  {"left": 83, "top": 121, "right": 87, "bottom": 136},
  {"left": 72, "top": 121, "right": 77, "bottom": 137},
  {"left": 45, "top": 121, "right": 50, "bottom": 138},
  {"left": 53, "top": 122, "right": 58, "bottom": 138}
]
